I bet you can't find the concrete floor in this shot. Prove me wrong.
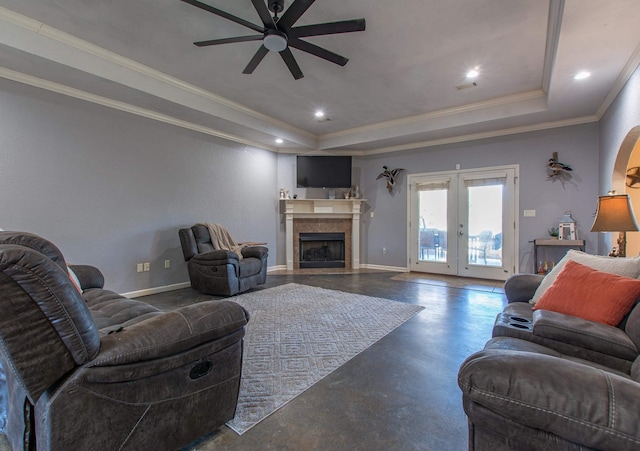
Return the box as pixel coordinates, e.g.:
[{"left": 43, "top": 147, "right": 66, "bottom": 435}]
[
  {"left": 162, "top": 271, "right": 507, "bottom": 451},
  {"left": 0, "top": 271, "right": 506, "bottom": 450}
]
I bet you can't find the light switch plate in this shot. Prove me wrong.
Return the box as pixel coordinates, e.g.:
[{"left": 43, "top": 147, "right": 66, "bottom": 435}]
[{"left": 523, "top": 209, "right": 536, "bottom": 217}]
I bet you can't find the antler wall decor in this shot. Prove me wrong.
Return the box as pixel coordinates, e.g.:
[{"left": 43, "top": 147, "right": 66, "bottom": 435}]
[
  {"left": 547, "top": 152, "right": 572, "bottom": 180},
  {"left": 626, "top": 167, "right": 640, "bottom": 188},
  {"left": 376, "top": 166, "right": 405, "bottom": 193}
]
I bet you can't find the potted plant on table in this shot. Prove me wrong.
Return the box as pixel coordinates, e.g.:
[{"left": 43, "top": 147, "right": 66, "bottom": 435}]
[{"left": 548, "top": 227, "right": 559, "bottom": 239}]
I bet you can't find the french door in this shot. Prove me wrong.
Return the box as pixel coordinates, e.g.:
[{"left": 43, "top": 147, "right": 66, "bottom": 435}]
[{"left": 408, "top": 166, "right": 518, "bottom": 281}]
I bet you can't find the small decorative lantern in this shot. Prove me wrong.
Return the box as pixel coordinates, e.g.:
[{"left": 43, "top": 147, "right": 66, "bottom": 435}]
[{"left": 558, "top": 211, "right": 577, "bottom": 240}]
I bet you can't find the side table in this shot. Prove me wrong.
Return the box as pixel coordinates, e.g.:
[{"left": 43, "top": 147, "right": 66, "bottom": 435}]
[{"left": 532, "top": 239, "right": 585, "bottom": 273}]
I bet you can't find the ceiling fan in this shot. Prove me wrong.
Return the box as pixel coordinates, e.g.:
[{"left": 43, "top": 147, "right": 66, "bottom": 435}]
[{"left": 180, "top": 0, "right": 366, "bottom": 80}]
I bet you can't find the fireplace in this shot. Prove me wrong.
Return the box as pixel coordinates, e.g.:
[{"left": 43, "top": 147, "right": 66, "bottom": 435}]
[
  {"left": 283, "top": 199, "right": 363, "bottom": 271},
  {"left": 299, "top": 232, "right": 345, "bottom": 268}
]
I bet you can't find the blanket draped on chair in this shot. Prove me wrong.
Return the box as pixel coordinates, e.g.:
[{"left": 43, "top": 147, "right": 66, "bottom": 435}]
[{"left": 200, "top": 223, "right": 248, "bottom": 259}]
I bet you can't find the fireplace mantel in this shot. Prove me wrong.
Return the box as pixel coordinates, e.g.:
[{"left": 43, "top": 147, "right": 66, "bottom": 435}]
[{"left": 282, "top": 199, "right": 365, "bottom": 270}]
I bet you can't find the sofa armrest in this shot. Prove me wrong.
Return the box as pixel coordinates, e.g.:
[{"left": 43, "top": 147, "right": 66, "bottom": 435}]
[
  {"left": 90, "top": 300, "right": 248, "bottom": 367},
  {"left": 241, "top": 245, "right": 268, "bottom": 259},
  {"left": 504, "top": 274, "right": 544, "bottom": 303},
  {"left": 68, "top": 264, "right": 105, "bottom": 290},
  {"left": 458, "top": 349, "right": 640, "bottom": 450},
  {"left": 532, "top": 310, "right": 639, "bottom": 361}
]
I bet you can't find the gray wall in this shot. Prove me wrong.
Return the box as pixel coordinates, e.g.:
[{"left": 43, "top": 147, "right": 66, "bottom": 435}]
[
  {"left": 359, "top": 124, "right": 600, "bottom": 273},
  {"left": 0, "top": 79, "right": 278, "bottom": 294},
  {"left": 598, "top": 64, "right": 640, "bottom": 254},
  {"left": 5, "top": 61, "right": 633, "bottom": 289},
  {"left": 277, "top": 124, "right": 600, "bottom": 273}
]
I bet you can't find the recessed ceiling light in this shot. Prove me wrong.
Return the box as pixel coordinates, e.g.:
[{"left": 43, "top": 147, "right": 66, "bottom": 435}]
[
  {"left": 275, "top": 138, "right": 284, "bottom": 144},
  {"left": 466, "top": 68, "right": 479, "bottom": 78},
  {"left": 574, "top": 71, "right": 591, "bottom": 80},
  {"left": 314, "top": 110, "right": 325, "bottom": 118}
]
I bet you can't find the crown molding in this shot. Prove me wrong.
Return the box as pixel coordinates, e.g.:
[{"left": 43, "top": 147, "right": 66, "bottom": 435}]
[
  {"left": 319, "top": 90, "right": 546, "bottom": 142},
  {"left": 597, "top": 42, "right": 640, "bottom": 119},
  {"left": 0, "top": 67, "right": 277, "bottom": 152},
  {"left": 0, "top": 5, "right": 622, "bottom": 158},
  {"left": 275, "top": 115, "right": 599, "bottom": 157},
  {"left": 350, "top": 115, "right": 599, "bottom": 156},
  {"left": 0, "top": 6, "right": 315, "bottom": 147},
  {"left": 542, "top": 0, "right": 564, "bottom": 94}
]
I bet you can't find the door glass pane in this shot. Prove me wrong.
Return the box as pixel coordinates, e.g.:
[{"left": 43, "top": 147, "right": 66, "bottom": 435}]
[
  {"left": 467, "top": 185, "right": 502, "bottom": 266},
  {"left": 418, "top": 189, "right": 447, "bottom": 262}
]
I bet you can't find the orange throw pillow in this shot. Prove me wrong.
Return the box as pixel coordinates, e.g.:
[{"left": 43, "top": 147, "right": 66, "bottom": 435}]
[{"left": 533, "top": 259, "right": 640, "bottom": 326}]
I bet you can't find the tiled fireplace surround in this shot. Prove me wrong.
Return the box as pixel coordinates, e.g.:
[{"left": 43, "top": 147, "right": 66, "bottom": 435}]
[
  {"left": 283, "top": 199, "right": 364, "bottom": 271},
  {"left": 295, "top": 219, "right": 351, "bottom": 268}
]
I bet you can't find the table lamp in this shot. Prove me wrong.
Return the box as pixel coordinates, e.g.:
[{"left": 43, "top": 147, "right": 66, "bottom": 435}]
[{"left": 590, "top": 192, "right": 639, "bottom": 257}]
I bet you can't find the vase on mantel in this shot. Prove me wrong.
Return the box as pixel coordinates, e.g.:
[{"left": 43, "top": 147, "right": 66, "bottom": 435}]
[{"left": 350, "top": 185, "right": 361, "bottom": 199}]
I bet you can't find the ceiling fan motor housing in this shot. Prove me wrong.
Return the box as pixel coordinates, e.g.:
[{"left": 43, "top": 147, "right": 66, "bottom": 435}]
[{"left": 268, "top": 0, "right": 285, "bottom": 15}]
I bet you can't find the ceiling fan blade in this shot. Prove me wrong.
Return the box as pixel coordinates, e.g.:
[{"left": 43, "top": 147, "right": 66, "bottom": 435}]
[
  {"left": 289, "top": 19, "right": 366, "bottom": 38},
  {"left": 280, "top": 48, "right": 304, "bottom": 79},
  {"left": 243, "top": 45, "right": 270, "bottom": 74},
  {"left": 250, "top": 0, "right": 276, "bottom": 28},
  {"left": 277, "top": 0, "right": 315, "bottom": 30},
  {"left": 180, "top": 0, "right": 264, "bottom": 33},
  {"left": 194, "top": 35, "right": 263, "bottom": 47},
  {"left": 289, "top": 38, "right": 349, "bottom": 66}
]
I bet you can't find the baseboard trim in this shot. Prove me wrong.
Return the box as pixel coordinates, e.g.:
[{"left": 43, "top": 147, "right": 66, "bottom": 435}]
[
  {"left": 268, "top": 265, "right": 287, "bottom": 272},
  {"left": 359, "top": 264, "right": 409, "bottom": 273},
  {"left": 121, "top": 281, "right": 191, "bottom": 299},
  {"left": 120, "top": 264, "right": 405, "bottom": 298}
]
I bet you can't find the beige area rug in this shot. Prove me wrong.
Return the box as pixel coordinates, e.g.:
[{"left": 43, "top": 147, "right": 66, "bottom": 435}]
[
  {"left": 226, "top": 283, "right": 424, "bottom": 435},
  {"left": 391, "top": 272, "right": 505, "bottom": 293}
]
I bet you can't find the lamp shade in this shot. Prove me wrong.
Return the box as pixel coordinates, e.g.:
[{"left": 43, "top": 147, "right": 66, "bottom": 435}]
[{"left": 590, "top": 194, "right": 640, "bottom": 232}]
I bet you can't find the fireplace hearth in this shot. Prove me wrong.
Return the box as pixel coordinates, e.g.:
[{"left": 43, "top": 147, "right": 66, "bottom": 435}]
[{"left": 299, "top": 232, "right": 345, "bottom": 268}]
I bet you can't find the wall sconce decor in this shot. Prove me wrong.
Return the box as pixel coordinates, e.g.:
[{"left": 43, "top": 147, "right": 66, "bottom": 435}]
[{"left": 590, "top": 192, "right": 639, "bottom": 257}]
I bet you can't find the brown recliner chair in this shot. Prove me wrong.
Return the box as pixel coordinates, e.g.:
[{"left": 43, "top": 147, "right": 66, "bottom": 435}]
[
  {"left": 0, "top": 232, "right": 249, "bottom": 450},
  {"left": 179, "top": 224, "right": 268, "bottom": 296}
]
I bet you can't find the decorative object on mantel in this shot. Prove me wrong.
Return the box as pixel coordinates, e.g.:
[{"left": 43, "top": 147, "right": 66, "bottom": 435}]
[
  {"left": 279, "top": 188, "right": 286, "bottom": 199},
  {"left": 548, "top": 227, "right": 559, "bottom": 239},
  {"left": 591, "top": 191, "right": 640, "bottom": 257},
  {"left": 547, "top": 152, "right": 572, "bottom": 179},
  {"left": 626, "top": 167, "right": 640, "bottom": 188},
  {"left": 558, "top": 211, "right": 577, "bottom": 240},
  {"left": 376, "top": 166, "right": 405, "bottom": 193},
  {"left": 348, "top": 185, "right": 362, "bottom": 199}
]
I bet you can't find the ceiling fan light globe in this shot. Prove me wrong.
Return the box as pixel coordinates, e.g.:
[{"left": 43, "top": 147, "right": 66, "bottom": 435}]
[{"left": 264, "top": 32, "right": 288, "bottom": 52}]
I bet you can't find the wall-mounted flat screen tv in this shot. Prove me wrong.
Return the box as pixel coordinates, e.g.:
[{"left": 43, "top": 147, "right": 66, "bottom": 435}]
[{"left": 296, "top": 156, "right": 352, "bottom": 188}]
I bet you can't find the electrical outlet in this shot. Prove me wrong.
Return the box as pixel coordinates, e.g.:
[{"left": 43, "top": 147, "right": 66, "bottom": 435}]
[
  {"left": 382, "top": 247, "right": 388, "bottom": 254},
  {"left": 370, "top": 211, "right": 374, "bottom": 218},
  {"left": 143, "top": 262, "right": 150, "bottom": 272},
  {"left": 164, "top": 259, "right": 171, "bottom": 269},
  {"left": 136, "top": 263, "right": 143, "bottom": 273}
]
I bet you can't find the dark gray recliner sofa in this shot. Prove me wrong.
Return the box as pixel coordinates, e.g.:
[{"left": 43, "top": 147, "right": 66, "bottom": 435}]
[
  {"left": 179, "top": 224, "right": 268, "bottom": 296},
  {"left": 0, "top": 231, "right": 249, "bottom": 450},
  {"left": 458, "top": 271, "right": 640, "bottom": 450}
]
